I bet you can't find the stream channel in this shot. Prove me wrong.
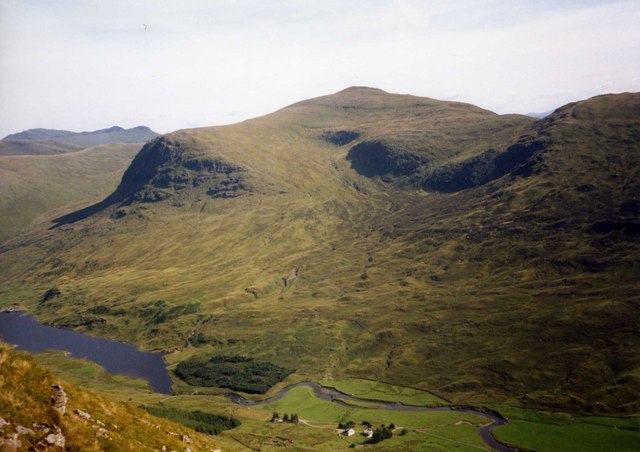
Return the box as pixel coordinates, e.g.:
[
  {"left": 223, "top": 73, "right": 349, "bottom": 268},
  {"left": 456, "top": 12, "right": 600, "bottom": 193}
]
[{"left": 226, "top": 382, "right": 516, "bottom": 451}]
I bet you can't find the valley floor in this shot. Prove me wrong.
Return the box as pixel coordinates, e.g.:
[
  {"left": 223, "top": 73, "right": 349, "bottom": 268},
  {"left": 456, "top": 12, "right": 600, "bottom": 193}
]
[{"left": 25, "top": 349, "right": 640, "bottom": 451}]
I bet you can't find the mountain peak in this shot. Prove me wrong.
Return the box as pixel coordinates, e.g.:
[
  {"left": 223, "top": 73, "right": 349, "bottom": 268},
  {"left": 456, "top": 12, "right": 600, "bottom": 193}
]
[
  {"left": 2, "top": 128, "right": 74, "bottom": 141},
  {"left": 337, "top": 86, "right": 388, "bottom": 94},
  {"left": 286, "top": 86, "right": 431, "bottom": 112}
]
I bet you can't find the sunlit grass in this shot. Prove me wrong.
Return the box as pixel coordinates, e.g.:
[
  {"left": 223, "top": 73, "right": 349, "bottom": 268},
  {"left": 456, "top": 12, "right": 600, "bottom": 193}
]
[
  {"left": 0, "top": 143, "right": 140, "bottom": 242},
  {"left": 319, "top": 378, "right": 449, "bottom": 406}
]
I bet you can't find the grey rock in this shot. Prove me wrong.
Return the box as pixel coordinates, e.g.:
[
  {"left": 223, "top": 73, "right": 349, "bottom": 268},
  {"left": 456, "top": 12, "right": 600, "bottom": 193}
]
[
  {"left": 0, "top": 433, "right": 21, "bottom": 452},
  {"left": 51, "top": 385, "right": 67, "bottom": 415},
  {"left": 15, "top": 424, "right": 35, "bottom": 436},
  {"left": 44, "top": 428, "right": 66, "bottom": 448},
  {"left": 75, "top": 409, "right": 92, "bottom": 420}
]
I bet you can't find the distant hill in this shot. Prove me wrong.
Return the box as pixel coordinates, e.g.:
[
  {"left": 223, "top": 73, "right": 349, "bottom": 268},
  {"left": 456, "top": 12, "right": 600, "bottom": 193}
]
[
  {"left": 526, "top": 110, "right": 553, "bottom": 118},
  {"left": 0, "top": 126, "right": 159, "bottom": 156},
  {"left": 1, "top": 87, "right": 639, "bottom": 416}
]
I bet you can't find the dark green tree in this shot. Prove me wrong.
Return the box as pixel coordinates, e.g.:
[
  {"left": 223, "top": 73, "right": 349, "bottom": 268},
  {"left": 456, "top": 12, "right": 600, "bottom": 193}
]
[{"left": 371, "top": 425, "right": 393, "bottom": 444}]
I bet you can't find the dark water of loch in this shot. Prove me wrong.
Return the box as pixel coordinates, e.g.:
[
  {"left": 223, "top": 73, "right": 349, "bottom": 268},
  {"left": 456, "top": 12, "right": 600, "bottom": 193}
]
[{"left": 0, "top": 311, "right": 173, "bottom": 394}]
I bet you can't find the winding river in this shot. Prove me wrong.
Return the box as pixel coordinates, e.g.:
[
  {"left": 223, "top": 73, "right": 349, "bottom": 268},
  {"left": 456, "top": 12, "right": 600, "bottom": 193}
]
[{"left": 226, "top": 382, "right": 516, "bottom": 452}]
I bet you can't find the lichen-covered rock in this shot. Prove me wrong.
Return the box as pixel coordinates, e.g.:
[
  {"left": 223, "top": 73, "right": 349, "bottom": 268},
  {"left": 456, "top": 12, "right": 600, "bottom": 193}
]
[
  {"left": 44, "top": 427, "right": 65, "bottom": 448},
  {"left": 75, "top": 409, "right": 92, "bottom": 420},
  {"left": 15, "top": 425, "right": 35, "bottom": 436},
  {"left": 51, "top": 384, "right": 67, "bottom": 414},
  {"left": 32, "top": 423, "right": 51, "bottom": 434},
  {"left": 0, "top": 433, "right": 21, "bottom": 452},
  {"left": 93, "top": 426, "right": 112, "bottom": 440}
]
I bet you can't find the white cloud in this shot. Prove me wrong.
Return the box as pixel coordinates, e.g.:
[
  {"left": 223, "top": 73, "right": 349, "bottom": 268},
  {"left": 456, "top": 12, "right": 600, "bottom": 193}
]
[{"left": 0, "top": 0, "right": 638, "bottom": 137}]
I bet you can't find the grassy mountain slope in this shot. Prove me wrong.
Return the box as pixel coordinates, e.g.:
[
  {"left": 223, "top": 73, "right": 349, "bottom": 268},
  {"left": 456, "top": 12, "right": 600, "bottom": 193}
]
[
  {"left": 0, "top": 342, "right": 236, "bottom": 451},
  {"left": 0, "top": 139, "right": 84, "bottom": 156},
  {"left": 0, "top": 143, "right": 141, "bottom": 244},
  {"left": 0, "top": 88, "right": 638, "bottom": 415}
]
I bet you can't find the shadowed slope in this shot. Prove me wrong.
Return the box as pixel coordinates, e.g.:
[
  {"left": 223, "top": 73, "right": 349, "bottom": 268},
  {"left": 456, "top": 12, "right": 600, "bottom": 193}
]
[{"left": 51, "top": 134, "right": 250, "bottom": 227}]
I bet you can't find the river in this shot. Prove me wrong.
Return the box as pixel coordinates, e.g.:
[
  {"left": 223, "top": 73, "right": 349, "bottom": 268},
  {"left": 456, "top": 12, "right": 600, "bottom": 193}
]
[{"left": 226, "top": 382, "right": 516, "bottom": 451}]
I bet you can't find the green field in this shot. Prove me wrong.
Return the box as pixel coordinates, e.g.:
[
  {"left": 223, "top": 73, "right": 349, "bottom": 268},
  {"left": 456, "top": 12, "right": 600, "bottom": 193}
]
[
  {"left": 492, "top": 406, "right": 640, "bottom": 452},
  {"left": 260, "top": 385, "right": 485, "bottom": 431},
  {"left": 319, "top": 378, "right": 449, "bottom": 406}
]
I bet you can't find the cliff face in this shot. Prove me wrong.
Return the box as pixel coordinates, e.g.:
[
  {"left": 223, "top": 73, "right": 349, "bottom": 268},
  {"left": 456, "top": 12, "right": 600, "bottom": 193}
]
[
  {"left": 51, "top": 135, "right": 250, "bottom": 226},
  {"left": 108, "top": 136, "right": 249, "bottom": 205}
]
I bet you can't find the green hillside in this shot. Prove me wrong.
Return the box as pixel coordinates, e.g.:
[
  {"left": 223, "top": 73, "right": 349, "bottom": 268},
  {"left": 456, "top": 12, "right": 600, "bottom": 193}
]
[
  {"left": 0, "top": 87, "right": 638, "bottom": 417},
  {"left": 0, "top": 143, "right": 141, "bottom": 243},
  {"left": 0, "top": 139, "right": 84, "bottom": 156}
]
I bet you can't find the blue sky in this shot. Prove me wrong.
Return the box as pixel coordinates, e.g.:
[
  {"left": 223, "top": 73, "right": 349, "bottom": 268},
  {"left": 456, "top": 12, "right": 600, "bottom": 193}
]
[{"left": 1, "top": 0, "right": 639, "bottom": 137}]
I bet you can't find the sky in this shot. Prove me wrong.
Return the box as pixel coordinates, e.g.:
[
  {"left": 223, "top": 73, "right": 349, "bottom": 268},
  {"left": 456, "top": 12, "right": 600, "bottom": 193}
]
[{"left": 1, "top": 0, "right": 639, "bottom": 138}]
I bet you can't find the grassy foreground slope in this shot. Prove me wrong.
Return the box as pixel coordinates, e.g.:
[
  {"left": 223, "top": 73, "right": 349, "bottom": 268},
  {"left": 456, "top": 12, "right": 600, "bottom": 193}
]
[
  {"left": 0, "top": 143, "right": 141, "bottom": 243},
  {"left": 0, "top": 88, "right": 638, "bottom": 415},
  {"left": 0, "top": 343, "right": 236, "bottom": 451}
]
